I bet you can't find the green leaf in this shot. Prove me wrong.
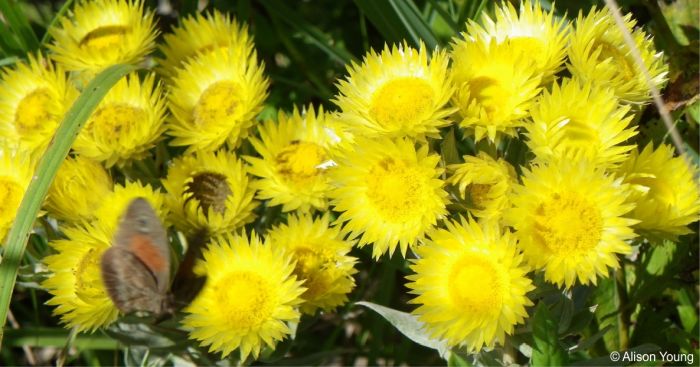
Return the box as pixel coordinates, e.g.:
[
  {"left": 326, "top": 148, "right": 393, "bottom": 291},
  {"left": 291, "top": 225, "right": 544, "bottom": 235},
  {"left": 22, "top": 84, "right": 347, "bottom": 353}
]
[
  {"left": 355, "top": 301, "right": 449, "bottom": 358},
  {"left": 676, "top": 288, "right": 698, "bottom": 334},
  {"left": 441, "top": 127, "right": 461, "bottom": 166},
  {"left": 2, "top": 327, "right": 118, "bottom": 349},
  {"left": 0, "top": 64, "right": 134, "bottom": 346},
  {"left": 531, "top": 302, "right": 567, "bottom": 366},
  {"left": 353, "top": 0, "right": 439, "bottom": 49},
  {"left": 593, "top": 276, "right": 620, "bottom": 352},
  {"left": 447, "top": 351, "right": 472, "bottom": 367},
  {"left": 261, "top": 0, "right": 355, "bottom": 65},
  {"left": 0, "top": 0, "right": 40, "bottom": 52}
]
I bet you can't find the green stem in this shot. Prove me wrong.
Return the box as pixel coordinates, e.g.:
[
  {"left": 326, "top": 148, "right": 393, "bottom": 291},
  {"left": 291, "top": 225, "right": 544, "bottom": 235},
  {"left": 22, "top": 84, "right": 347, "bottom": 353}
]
[
  {"left": 0, "top": 64, "right": 134, "bottom": 347},
  {"left": 615, "top": 266, "right": 630, "bottom": 351}
]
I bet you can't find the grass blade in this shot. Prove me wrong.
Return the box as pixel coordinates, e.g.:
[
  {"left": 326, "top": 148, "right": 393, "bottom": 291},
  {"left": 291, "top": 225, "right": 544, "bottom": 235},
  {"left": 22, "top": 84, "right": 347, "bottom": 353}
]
[
  {"left": 0, "top": 63, "right": 134, "bottom": 347},
  {"left": 262, "top": 0, "right": 355, "bottom": 65},
  {"left": 0, "top": 0, "right": 40, "bottom": 52}
]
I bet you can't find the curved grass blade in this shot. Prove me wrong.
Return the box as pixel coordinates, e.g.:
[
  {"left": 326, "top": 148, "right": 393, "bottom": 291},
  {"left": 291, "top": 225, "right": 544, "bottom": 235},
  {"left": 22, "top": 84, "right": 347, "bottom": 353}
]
[
  {"left": 0, "top": 63, "right": 135, "bottom": 347},
  {"left": 354, "top": 0, "right": 439, "bottom": 49},
  {"left": 39, "top": 0, "right": 74, "bottom": 47}
]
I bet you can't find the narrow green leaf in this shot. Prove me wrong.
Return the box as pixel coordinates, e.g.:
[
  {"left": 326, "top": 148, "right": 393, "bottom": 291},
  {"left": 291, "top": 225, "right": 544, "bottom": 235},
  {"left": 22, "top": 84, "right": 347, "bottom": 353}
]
[
  {"left": 261, "top": 0, "right": 355, "bottom": 65},
  {"left": 2, "top": 327, "right": 118, "bottom": 349},
  {"left": 0, "top": 0, "right": 40, "bottom": 51},
  {"left": 531, "top": 302, "right": 567, "bottom": 366},
  {"left": 354, "top": 0, "right": 439, "bottom": 49},
  {"left": 0, "top": 63, "right": 134, "bottom": 346},
  {"left": 387, "top": 0, "right": 439, "bottom": 49},
  {"left": 355, "top": 301, "right": 449, "bottom": 358},
  {"left": 426, "top": 0, "right": 459, "bottom": 33}
]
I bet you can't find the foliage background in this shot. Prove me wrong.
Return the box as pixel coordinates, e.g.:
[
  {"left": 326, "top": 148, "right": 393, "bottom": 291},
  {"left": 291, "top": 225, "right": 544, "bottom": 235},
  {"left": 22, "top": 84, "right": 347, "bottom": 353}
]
[{"left": 0, "top": 0, "right": 698, "bottom": 365}]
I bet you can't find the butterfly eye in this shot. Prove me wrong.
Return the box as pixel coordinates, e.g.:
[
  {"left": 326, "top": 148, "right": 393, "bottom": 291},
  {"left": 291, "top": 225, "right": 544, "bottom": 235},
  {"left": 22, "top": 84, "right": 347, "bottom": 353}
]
[{"left": 137, "top": 216, "right": 150, "bottom": 231}]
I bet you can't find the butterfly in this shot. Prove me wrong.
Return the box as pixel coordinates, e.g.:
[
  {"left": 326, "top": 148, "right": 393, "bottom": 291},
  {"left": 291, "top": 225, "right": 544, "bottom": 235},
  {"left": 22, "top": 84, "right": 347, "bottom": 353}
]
[{"left": 100, "top": 198, "right": 175, "bottom": 316}]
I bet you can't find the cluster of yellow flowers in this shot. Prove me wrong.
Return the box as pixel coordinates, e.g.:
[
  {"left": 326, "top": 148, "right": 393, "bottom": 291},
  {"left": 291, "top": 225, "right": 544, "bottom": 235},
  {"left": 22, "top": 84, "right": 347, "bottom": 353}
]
[{"left": 0, "top": 0, "right": 697, "bottom": 360}]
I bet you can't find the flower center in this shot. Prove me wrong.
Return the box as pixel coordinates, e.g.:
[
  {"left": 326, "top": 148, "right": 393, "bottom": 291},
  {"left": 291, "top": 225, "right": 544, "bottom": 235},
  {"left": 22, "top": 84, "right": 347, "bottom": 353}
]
[
  {"left": 369, "top": 77, "right": 434, "bottom": 131},
  {"left": 87, "top": 103, "right": 145, "bottom": 140},
  {"left": 79, "top": 25, "right": 131, "bottom": 52},
  {"left": 185, "top": 172, "right": 232, "bottom": 215},
  {"left": 468, "top": 75, "right": 509, "bottom": 120},
  {"left": 533, "top": 192, "right": 603, "bottom": 255},
  {"left": 213, "top": 270, "right": 275, "bottom": 329},
  {"left": 193, "top": 81, "right": 242, "bottom": 128},
  {"left": 275, "top": 141, "right": 327, "bottom": 184},
  {"left": 0, "top": 177, "right": 23, "bottom": 229},
  {"left": 14, "top": 88, "right": 57, "bottom": 136},
  {"left": 468, "top": 183, "right": 492, "bottom": 210},
  {"left": 594, "top": 41, "right": 635, "bottom": 82},
  {"left": 366, "top": 158, "right": 430, "bottom": 222},
  {"left": 76, "top": 248, "right": 106, "bottom": 303},
  {"left": 448, "top": 254, "right": 503, "bottom": 317},
  {"left": 293, "top": 245, "right": 332, "bottom": 299}
]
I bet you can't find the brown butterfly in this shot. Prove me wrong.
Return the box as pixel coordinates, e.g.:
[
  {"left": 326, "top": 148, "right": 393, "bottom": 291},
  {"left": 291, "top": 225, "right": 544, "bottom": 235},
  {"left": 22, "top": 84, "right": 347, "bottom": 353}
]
[{"left": 100, "top": 198, "right": 175, "bottom": 316}]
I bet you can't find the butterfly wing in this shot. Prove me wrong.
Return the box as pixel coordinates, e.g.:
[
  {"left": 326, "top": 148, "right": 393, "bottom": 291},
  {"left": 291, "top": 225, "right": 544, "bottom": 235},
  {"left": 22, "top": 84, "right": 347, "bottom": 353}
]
[
  {"left": 101, "top": 246, "right": 166, "bottom": 314},
  {"left": 112, "top": 198, "right": 170, "bottom": 294}
]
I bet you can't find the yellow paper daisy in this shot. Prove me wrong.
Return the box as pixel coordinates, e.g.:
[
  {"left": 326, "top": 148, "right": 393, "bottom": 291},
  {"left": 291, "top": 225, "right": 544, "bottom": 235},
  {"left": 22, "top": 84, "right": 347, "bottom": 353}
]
[
  {"left": 406, "top": 217, "right": 534, "bottom": 351},
  {"left": 329, "top": 138, "right": 448, "bottom": 259},
  {"left": 245, "top": 106, "right": 338, "bottom": 212},
  {"left": 504, "top": 158, "right": 637, "bottom": 288},
  {"left": 45, "top": 155, "right": 113, "bottom": 223},
  {"left": 42, "top": 222, "right": 119, "bottom": 332},
  {"left": 333, "top": 42, "right": 455, "bottom": 140},
  {"left": 466, "top": 0, "right": 570, "bottom": 82},
  {"left": 48, "top": 0, "right": 157, "bottom": 75},
  {"left": 617, "top": 143, "right": 700, "bottom": 240},
  {"left": 158, "top": 10, "right": 252, "bottom": 76},
  {"left": 182, "top": 231, "right": 305, "bottom": 360},
  {"left": 72, "top": 72, "right": 167, "bottom": 167},
  {"left": 93, "top": 180, "right": 167, "bottom": 234},
  {"left": 448, "top": 152, "right": 517, "bottom": 221},
  {"left": 525, "top": 78, "right": 637, "bottom": 168},
  {"left": 450, "top": 36, "right": 542, "bottom": 142},
  {"left": 266, "top": 213, "right": 357, "bottom": 315},
  {"left": 167, "top": 48, "right": 269, "bottom": 152},
  {"left": 0, "top": 148, "right": 33, "bottom": 244},
  {"left": 162, "top": 150, "right": 258, "bottom": 236},
  {"left": 0, "top": 54, "right": 77, "bottom": 155},
  {"left": 567, "top": 6, "right": 668, "bottom": 104}
]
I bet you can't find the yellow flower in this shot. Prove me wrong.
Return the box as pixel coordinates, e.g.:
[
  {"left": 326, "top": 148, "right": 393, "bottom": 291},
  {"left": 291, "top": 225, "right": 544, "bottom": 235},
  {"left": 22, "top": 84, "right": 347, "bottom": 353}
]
[
  {"left": 0, "top": 54, "right": 77, "bottom": 155},
  {"left": 617, "top": 143, "right": 700, "bottom": 240},
  {"left": 43, "top": 222, "right": 119, "bottom": 332},
  {"left": 158, "top": 10, "right": 252, "bottom": 76},
  {"left": 406, "top": 217, "right": 533, "bottom": 351},
  {"left": 567, "top": 6, "right": 668, "bottom": 104},
  {"left": 333, "top": 42, "right": 455, "bottom": 140},
  {"left": 182, "top": 231, "right": 305, "bottom": 360},
  {"left": 245, "top": 106, "right": 338, "bottom": 212},
  {"left": 162, "top": 150, "right": 257, "bottom": 236},
  {"left": 525, "top": 78, "right": 637, "bottom": 168},
  {"left": 329, "top": 138, "right": 448, "bottom": 259},
  {"left": 448, "top": 152, "right": 516, "bottom": 221},
  {"left": 46, "top": 155, "right": 113, "bottom": 223},
  {"left": 72, "top": 72, "right": 167, "bottom": 167},
  {"left": 266, "top": 213, "right": 357, "bottom": 315},
  {"left": 167, "top": 48, "right": 269, "bottom": 153},
  {"left": 450, "top": 36, "right": 541, "bottom": 142},
  {"left": 48, "top": 0, "right": 157, "bottom": 76},
  {"left": 504, "top": 158, "right": 637, "bottom": 288},
  {"left": 93, "top": 181, "right": 167, "bottom": 234},
  {"left": 0, "top": 148, "right": 33, "bottom": 244},
  {"left": 466, "top": 0, "right": 570, "bottom": 82}
]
